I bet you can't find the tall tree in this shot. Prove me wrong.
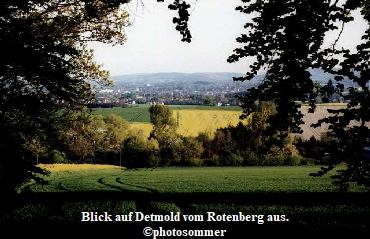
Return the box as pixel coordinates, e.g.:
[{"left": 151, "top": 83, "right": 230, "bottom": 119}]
[
  {"left": 148, "top": 105, "right": 179, "bottom": 164},
  {"left": 59, "top": 112, "right": 106, "bottom": 162},
  {"left": 0, "top": 0, "right": 130, "bottom": 194},
  {"left": 149, "top": 105, "right": 178, "bottom": 146},
  {"left": 0, "top": 0, "right": 194, "bottom": 194},
  {"left": 103, "top": 114, "right": 130, "bottom": 150},
  {"left": 227, "top": 0, "right": 370, "bottom": 190}
]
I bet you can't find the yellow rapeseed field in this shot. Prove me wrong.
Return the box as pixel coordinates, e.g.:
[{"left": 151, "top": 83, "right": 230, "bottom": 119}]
[
  {"left": 130, "top": 110, "right": 244, "bottom": 138},
  {"left": 174, "top": 110, "right": 244, "bottom": 137},
  {"left": 130, "top": 123, "right": 153, "bottom": 136},
  {"left": 38, "top": 164, "right": 123, "bottom": 172}
]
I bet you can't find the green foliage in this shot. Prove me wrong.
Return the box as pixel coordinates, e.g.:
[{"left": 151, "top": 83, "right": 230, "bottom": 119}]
[
  {"left": 57, "top": 112, "right": 132, "bottom": 164},
  {"left": 103, "top": 114, "right": 131, "bottom": 150},
  {"left": 179, "top": 137, "right": 204, "bottom": 162},
  {"left": 202, "top": 101, "right": 302, "bottom": 167},
  {"left": 245, "top": 151, "right": 261, "bottom": 166},
  {"left": 149, "top": 105, "right": 177, "bottom": 129},
  {"left": 146, "top": 154, "right": 161, "bottom": 168},
  {"left": 261, "top": 155, "right": 285, "bottom": 167},
  {"left": 284, "top": 155, "right": 302, "bottom": 166},
  {"left": 122, "top": 133, "right": 154, "bottom": 168},
  {"left": 295, "top": 134, "right": 339, "bottom": 165},
  {"left": 0, "top": 0, "right": 134, "bottom": 195},
  {"left": 220, "top": 152, "right": 245, "bottom": 167},
  {"left": 203, "top": 155, "right": 220, "bottom": 167},
  {"left": 49, "top": 150, "right": 69, "bottom": 164},
  {"left": 59, "top": 112, "right": 105, "bottom": 162},
  {"left": 149, "top": 105, "right": 181, "bottom": 164},
  {"left": 182, "top": 158, "right": 203, "bottom": 167}
]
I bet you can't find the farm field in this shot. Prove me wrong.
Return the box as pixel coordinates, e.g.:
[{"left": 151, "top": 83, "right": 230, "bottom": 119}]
[
  {"left": 174, "top": 110, "right": 244, "bottom": 137},
  {"left": 92, "top": 106, "right": 152, "bottom": 123},
  {"left": 92, "top": 105, "right": 245, "bottom": 137},
  {"left": 27, "top": 164, "right": 366, "bottom": 193},
  {"left": 92, "top": 105, "right": 243, "bottom": 123},
  {"left": 2, "top": 165, "right": 370, "bottom": 233}
]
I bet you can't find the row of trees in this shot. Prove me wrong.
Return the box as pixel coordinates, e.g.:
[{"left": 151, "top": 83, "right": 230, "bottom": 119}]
[
  {"left": 140, "top": 104, "right": 312, "bottom": 168},
  {"left": 37, "top": 104, "right": 318, "bottom": 168}
]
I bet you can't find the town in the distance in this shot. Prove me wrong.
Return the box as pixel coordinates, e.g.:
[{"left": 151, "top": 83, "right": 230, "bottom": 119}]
[{"left": 90, "top": 70, "right": 358, "bottom": 108}]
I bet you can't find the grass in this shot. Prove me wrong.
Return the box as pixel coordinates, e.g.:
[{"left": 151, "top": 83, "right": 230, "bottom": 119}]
[
  {"left": 92, "top": 106, "right": 151, "bottom": 123},
  {"left": 25, "top": 166, "right": 366, "bottom": 193},
  {"left": 2, "top": 165, "right": 370, "bottom": 232}
]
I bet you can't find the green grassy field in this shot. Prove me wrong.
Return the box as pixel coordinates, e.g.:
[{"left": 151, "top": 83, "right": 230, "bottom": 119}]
[
  {"left": 2, "top": 165, "right": 370, "bottom": 233},
  {"left": 92, "top": 106, "right": 151, "bottom": 123},
  {"left": 25, "top": 165, "right": 363, "bottom": 193}
]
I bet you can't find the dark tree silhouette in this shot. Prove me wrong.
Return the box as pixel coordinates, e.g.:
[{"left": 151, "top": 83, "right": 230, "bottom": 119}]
[
  {"left": 0, "top": 0, "right": 192, "bottom": 195},
  {"left": 227, "top": 0, "right": 370, "bottom": 191},
  {"left": 0, "top": 0, "right": 130, "bottom": 195}
]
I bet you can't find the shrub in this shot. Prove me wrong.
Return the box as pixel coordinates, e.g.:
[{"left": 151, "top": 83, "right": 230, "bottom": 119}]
[
  {"left": 284, "top": 155, "right": 302, "bottom": 166},
  {"left": 300, "top": 157, "right": 316, "bottom": 165},
  {"left": 183, "top": 158, "right": 204, "bottom": 167},
  {"left": 203, "top": 155, "right": 220, "bottom": 167},
  {"left": 146, "top": 154, "right": 161, "bottom": 168},
  {"left": 220, "top": 152, "right": 244, "bottom": 166},
  {"left": 122, "top": 135, "right": 151, "bottom": 168},
  {"left": 229, "top": 153, "right": 244, "bottom": 166},
  {"left": 246, "top": 151, "right": 261, "bottom": 166},
  {"left": 50, "top": 150, "right": 69, "bottom": 164},
  {"left": 262, "top": 154, "right": 285, "bottom": 166}
]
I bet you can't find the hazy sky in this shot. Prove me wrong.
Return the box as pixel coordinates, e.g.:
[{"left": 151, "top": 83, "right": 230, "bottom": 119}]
[{"left": 89, "top": 0, "right": 367, "bottom": 77}]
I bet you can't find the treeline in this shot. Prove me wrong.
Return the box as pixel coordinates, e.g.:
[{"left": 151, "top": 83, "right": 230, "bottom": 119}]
[{"left": 34, "top": 103, "right": 334, "bottom": 167}]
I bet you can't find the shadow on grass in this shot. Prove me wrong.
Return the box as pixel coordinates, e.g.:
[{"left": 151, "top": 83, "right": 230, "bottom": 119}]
[
  {"left": 14, "top": 190, "right": 370, "bottom": 206},
  {"left": 1, "top": 190, "right": 370, "bottom": 234}
]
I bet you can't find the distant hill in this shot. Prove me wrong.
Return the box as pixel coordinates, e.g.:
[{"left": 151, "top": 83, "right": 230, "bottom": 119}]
[
  {"left": 110, "top": 69, "right": 357, "bottom": 88},
  {"left": 110, "top": 72, "right": 246, "bottom": 85}
]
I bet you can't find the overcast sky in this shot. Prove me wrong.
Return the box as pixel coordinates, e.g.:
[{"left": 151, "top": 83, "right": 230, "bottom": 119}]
[{"left": 89, "top": 0, "right": 367, "bottom": 77}]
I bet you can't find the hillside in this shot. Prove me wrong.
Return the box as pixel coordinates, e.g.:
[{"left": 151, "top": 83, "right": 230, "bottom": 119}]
[
  {"left": 109, "top": 69, "right": 357, "bottom": 88},
  {"left": 110, "top": 72, "right": 246, "bottom": 84}
]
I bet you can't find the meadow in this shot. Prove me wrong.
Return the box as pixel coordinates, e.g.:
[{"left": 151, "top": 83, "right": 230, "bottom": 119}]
[{"left": 2, "top": 165, "right": 369, "bottom": 233}]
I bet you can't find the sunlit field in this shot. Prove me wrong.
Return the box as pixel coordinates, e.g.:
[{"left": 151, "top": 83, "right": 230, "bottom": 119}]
[
  {"left": 173, "top": 110, "right": 244, "bottom": 137},
  {"left": 38, "top": 163, "right": 123, "bottom": 172}
]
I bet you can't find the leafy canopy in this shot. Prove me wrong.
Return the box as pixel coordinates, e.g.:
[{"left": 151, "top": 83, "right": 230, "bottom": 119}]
[
  {"left": 0, "top": 0, "right": 196, "bottom": 194},
  {"left": 0, "top": 0, "right": 131, "bottom": 194}
]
